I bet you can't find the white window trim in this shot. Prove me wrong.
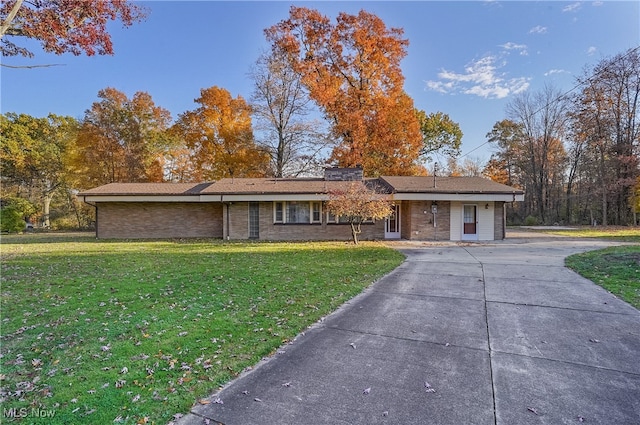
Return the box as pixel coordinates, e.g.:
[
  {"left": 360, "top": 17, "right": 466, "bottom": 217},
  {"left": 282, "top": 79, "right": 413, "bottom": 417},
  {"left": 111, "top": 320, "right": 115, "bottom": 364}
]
[{"left": 273, "top": 201, "right": 322, "bottom": 224}]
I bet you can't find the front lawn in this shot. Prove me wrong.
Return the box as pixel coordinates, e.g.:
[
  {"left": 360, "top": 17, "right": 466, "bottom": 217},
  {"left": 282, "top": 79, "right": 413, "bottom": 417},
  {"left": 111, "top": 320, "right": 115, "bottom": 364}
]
[
  {"left": 531, "top": 226, "right": 640, "bottom": 242},
  {"left": 566, "top": 245, "right": 640, "bottom": 309},
  {"left": 0, "top": 235, "right": 404, "bottom": 424}
]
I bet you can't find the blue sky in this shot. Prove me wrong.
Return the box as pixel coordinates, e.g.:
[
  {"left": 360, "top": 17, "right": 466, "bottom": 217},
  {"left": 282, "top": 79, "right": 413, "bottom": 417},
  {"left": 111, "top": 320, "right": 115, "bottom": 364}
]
[{"left": 2, "top": 1, "right": 638, "bottom": 165}]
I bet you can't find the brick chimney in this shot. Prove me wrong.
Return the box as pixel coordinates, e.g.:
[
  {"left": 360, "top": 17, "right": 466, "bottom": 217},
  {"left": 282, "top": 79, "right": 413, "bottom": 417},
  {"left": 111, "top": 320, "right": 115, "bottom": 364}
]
[{"left": 323, "top": 166, "right": 364, "bottom": 181}]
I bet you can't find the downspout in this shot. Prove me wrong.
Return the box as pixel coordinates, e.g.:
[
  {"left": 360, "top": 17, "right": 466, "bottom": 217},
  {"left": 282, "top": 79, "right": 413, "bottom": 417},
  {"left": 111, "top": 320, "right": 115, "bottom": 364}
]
[
  {"left": 81, "top": 197, "right": 98, "bottom": 239},
  {"left": 222, "top": 196, "right": 230, "bottom": 241}
]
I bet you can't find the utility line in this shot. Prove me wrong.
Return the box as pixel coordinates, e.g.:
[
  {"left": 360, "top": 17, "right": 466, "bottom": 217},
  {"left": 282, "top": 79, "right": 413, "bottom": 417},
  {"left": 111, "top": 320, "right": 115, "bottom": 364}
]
[{"left": 458, "top": 45, "right": 640, "bottom": 160}]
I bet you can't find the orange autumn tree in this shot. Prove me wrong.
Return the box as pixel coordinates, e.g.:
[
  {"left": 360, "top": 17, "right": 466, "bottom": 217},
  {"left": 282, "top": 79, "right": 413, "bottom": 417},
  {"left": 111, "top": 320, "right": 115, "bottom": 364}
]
[
  {"left": 325, "top": 181, "right": 393, "bottom": 244},
  {"left": 265, "top": 6, "right": 424, "bottom": 176},
  {"left": 0, "top": 0, "right": 146, "bottom": 58},
  {"left": 73, "top": 88, "right": 172, "bottom": 187},
  {"left": 171, "top": 86, "right": 269, "bottom": 181}
]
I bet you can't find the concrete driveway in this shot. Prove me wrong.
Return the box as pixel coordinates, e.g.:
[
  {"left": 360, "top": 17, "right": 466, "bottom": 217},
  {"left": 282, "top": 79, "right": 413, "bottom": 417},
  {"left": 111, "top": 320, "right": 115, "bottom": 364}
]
[{"left": 177, "top": 233, "right": 640, "bottom": 425}]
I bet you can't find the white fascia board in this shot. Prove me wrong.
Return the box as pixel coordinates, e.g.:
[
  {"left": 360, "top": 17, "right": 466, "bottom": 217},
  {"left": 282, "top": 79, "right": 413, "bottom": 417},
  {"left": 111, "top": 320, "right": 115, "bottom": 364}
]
[
  {"left": 392, "top": 193, "right": 524, "bottom": 202},
  {"left": 82, "top": 195, "right": 204, "bottom": 203},
  {"left": 219, "top": 193, "right": 327, "bottom": 202}
]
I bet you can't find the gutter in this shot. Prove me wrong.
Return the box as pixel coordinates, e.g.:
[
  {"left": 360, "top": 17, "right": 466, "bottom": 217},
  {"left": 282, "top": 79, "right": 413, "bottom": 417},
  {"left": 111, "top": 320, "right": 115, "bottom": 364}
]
[{"left": 80, "top": 196, "right": 98, "bottom": 239}]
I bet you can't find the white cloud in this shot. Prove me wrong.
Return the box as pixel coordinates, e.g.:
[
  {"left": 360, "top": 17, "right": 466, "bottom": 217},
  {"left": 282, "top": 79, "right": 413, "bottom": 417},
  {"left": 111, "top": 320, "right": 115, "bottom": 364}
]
[
  {"left": 563, "top": 2, "right": 582, "bottom": 12},
  {"left": 544, "top": 69, "right": 570, "bottom": 76},
  {"left": 587, "top": 46, "right": 597, "bottom": 55},
  {"left": 529, "top": 25, "right": 547, "bottom": 34},
  {"left": 425, "top": 55, "right": 530, "bottom": 99},
  {"left": 500, "top": 42, "right": 528, "bottom": 56},
  {"left": 592, "top": 1, "right": 603, "bottom": 6}
]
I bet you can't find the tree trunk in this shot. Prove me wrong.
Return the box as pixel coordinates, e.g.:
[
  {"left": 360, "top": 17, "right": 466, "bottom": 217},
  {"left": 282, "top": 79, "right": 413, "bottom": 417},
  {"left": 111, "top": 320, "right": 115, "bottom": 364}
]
[{"left": 350, "top": 222, "right": 361, "bottom": 245}]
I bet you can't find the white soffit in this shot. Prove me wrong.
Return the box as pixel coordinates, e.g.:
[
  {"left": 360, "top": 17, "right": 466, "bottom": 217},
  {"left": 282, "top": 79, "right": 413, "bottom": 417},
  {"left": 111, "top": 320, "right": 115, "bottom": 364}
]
[
  {"left": 82, "top": 195, "right": 208, "bottom": 203},
  {"left": 392, "top": 193, "right": 524, "bottom": 202}
]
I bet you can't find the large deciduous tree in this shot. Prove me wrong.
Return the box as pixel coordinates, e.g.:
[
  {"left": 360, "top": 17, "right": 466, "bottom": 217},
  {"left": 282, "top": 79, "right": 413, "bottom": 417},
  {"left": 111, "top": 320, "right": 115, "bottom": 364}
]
[
  {"left": 416, "top": 110, "right": 463, "bottom": 164},
  {"left": 171, "top": 86, "right": 269, "bottom": 181},
  {"left": 325, "top": 181, "right": 393, "bottom": 244},
  {"left": 265, "top": 6, "right": 424, "bottom": 176},
  {"left": 250, "top": 49, "right": 330, "bottom": 178},
  {"left": 568, "top": 48, "right": 640, "bottom": 225},
  {"left": 72, "top": 87, "right": 172, "bottom": 187},
  {"left": 0, "top": 0, "right": 146, "bottom": 58},
  {"left": 0, "top": 112, "right": 78, "bottom": 227},
  {"left": 492, "top": 85, "right": 569, "bottom": 224}
]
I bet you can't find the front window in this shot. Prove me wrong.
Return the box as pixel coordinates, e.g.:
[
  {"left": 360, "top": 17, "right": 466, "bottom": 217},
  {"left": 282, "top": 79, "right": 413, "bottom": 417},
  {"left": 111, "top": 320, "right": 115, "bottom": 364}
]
[
  {"left": 274, "top": 202, "right": 283, "bottom": 223},
  {"left": 312, "top": 202, "right": 321, "bottom": 223},
  {"left": 286, "top": 202, "right": 310, "bottom": 224},
  {"left": 273, "top": 201, "right": 322, "bottom": 224},
  {"left": 327, "top": 212, "right": 350, "bottom": 224}
]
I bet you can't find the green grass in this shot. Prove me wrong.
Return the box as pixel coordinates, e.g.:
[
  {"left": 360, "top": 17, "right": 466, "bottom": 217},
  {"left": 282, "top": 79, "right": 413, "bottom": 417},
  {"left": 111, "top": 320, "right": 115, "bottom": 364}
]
[
  {"left": 530, "top": 226, "right": 640, "bottom": 242},
  {"left": 0, "top": 234, "right": 405, "bottom": 424},
  {"left": 566, "top": 245, "right": 640, "bottom": 309}
]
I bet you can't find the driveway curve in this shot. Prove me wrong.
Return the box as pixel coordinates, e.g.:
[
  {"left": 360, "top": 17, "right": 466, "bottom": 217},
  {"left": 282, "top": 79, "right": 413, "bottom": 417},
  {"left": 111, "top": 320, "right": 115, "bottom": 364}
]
[{"left": 177, "top": 235, "right": 640, "bottom": 425}]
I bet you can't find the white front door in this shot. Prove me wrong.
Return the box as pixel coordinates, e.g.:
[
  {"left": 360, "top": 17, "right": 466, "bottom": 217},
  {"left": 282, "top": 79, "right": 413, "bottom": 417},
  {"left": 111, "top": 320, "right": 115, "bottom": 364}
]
[
  {"left": 385, "top": 204, "right": 401, "bottom": 239},
  {"left": 462, "top": 204, "right": 478, "bottom": 240}
]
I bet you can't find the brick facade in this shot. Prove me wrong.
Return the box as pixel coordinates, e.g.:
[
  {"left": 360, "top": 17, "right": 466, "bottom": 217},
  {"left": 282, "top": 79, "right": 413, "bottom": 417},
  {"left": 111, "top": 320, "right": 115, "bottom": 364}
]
[
  {"left": 96, "top": 202, "right": 222, "bottom": 239},
  {"left": 400, "top": 201, "right": 451, "bottom": 241},
  {"left": 94, "top": 199, "right": 506, "bottom": 241},
  {"left": 226, "top": 201, "right": 384, "bottom": 241}
]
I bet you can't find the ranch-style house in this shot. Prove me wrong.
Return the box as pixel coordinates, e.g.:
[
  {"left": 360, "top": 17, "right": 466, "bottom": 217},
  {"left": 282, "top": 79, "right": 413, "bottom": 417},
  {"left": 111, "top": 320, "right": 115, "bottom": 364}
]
[{"left": 79, "top": 167, "right": 524, "bottom": 241}]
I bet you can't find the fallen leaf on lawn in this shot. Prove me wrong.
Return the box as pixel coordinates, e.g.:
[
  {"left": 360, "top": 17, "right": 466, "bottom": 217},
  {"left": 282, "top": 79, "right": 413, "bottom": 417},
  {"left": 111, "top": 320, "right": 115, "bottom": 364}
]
[
  {"left": 132, "top": 394, "right": 140, "bottom": 402},
  {"left": 120, "top": 367, "right": 128, "bottom": 374}
]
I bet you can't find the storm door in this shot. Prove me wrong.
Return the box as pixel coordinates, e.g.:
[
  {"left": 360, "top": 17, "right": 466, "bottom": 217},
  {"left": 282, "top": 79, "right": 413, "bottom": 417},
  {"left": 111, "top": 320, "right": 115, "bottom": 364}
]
[
  {"left": 462, "top": 204, "right": 477, "bottom": 240},
  {"left": 385, "top": 204, "right": 401, "bottom": 239}
]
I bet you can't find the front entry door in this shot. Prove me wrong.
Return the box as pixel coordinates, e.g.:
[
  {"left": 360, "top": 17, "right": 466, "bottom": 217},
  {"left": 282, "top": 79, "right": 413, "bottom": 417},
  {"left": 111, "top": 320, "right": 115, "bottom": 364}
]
[
  {"left": 385, "top": 204, "right": 401, "bottom": 239},
  {"left": 462, "top": 205, "right": 477, "bottom": 240}
]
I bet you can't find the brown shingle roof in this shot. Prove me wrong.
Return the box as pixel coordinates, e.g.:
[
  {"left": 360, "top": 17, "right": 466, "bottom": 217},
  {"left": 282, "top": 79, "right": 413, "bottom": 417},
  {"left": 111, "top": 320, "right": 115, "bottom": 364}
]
[
  {"left": 380, "top": 176, "right": 523, "bottom": 194},
  {"left": 78, "top": 182, "right": 213, "bottom": 196},
  {"left": 200, "top": 178, "right": 381, "bottom": 194},
  {"left": 78, "top": 176, "right": 522, "bottom": 196}
]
